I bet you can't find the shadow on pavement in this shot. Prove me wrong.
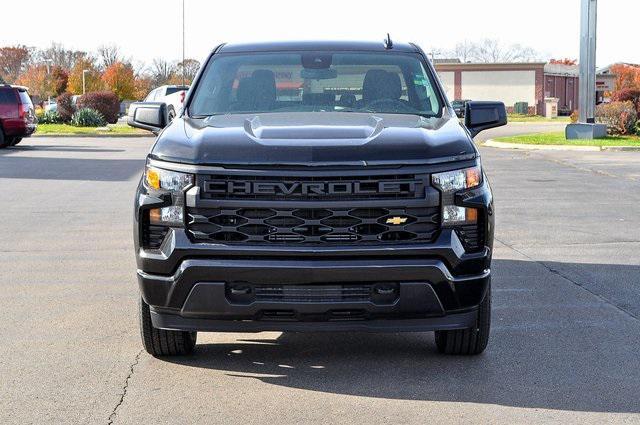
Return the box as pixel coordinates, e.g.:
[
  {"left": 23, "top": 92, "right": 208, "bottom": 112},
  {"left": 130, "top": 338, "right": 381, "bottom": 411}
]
[
  {"left": 164, "top": 259, "right": 640, "bottom": 414},
  {"left": 0, "top": 157, "right": 144, "bottom": 181},
  {"left": 0, "top": 145, "right": 125, "bottom": 153}
]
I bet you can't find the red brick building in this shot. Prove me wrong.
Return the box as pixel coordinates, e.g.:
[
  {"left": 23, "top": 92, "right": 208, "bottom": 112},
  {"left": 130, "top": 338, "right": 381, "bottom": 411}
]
[{"left": 435, "top": 62, "right": 615, "bottom": 116}]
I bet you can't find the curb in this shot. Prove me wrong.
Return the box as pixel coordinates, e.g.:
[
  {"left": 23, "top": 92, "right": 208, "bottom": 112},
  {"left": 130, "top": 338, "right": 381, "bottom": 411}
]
[
  {"left": 601, "top": 145, "right": 640, "bottom": 152},
  {"left": 33, "top": 133, "right": 154, "bottom": 138},
  {"left": 482, "top": 139, "right": 640, "bottom": 152},
  {"left": 506, "top": 121, "right": 570, "bottom": 125}
]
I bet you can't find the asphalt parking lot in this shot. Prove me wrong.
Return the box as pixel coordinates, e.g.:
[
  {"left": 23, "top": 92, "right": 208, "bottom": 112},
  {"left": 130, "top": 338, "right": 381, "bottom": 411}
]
[{"left": 1, "top": 133, "right": 639, "bottom": 424}]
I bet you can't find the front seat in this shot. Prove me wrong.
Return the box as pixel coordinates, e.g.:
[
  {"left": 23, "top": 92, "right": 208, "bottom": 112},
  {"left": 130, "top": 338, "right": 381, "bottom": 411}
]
[
  {"left": 232, "top": 77, "right": 254, "bottom": 111},
  {"left": 361, "top": 69, "right": 402, "bottom": 105},
  {"left": 250, "top": 69, "right": 277, "bottom": 111}
]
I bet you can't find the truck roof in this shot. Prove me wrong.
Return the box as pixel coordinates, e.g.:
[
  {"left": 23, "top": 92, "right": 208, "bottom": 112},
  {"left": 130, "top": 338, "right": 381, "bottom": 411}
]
[
  {"left": 1, "top": 84, "right": 29, "bottom": 91},
  {"left": 217, "top": 40, "right": 420, "bottom": 54}
]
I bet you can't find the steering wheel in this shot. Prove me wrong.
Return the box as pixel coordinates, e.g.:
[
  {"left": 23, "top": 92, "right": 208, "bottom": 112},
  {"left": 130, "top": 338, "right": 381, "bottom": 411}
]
[{"left": 365, "top": 98, "right": 415, "bottom": 113}]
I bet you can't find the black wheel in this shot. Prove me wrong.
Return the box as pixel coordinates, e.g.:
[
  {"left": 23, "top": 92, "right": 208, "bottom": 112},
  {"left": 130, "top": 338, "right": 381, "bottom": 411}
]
[
  {"left": 435, "top": 280, "right": 491, "bottom": 355},
  {"left": 167, "top": 106, "right": 176, "bottom": 123},
  {"left": 0, "top": 130, "right": 11, "bottom": 149},
  {"left": 11, "top": 137, "right": 23, "bottom": 146},
  {"left": 139, "top": 297, "right": 196, "bottom": 357}
]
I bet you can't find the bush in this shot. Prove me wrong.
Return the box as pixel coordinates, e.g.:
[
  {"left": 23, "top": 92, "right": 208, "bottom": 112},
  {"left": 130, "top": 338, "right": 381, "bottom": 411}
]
[
  {"left": 570, "top": 110, "right": 579, "bottom": 123},
  {"left": 77, "top": 91, "right": 119, "bottom": 124},
  {"left": 38, "top": 110, "right": 62, "bottom": 124},
  {"left": 56, "top": 92, "right": 75, "bottom": 122},
  {"left": 35, "top": 106, "right": 44, "bottom": 121},
  {"left": 596, "top": 101, "right": 637, "bottom": 135},
  {"left": 71, "top": 108, "right": 106, "bottom": 127},
  {"left": 611, "top": 89, "right": 640, "bottom": 115}
]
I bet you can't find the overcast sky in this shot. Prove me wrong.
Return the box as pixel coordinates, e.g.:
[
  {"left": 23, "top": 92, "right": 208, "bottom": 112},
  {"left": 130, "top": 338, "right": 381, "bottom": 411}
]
[{"left": 0, "top": 0, "right": 634, "bottom": 67}]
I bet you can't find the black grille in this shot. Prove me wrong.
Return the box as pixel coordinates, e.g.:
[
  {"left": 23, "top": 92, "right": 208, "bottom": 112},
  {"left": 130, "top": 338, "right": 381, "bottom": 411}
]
[
  {"left": 187, "top": 207, "right": 439, "bottom": 244},
  {"left": 142, "top": 225, "right": 169, "bottom": 249},
  {"left": 456, "top": 224, "right": 484, "bottom": 252},
  {"left": 200, "top": 173, "right": 426, "bottom": 201},
  {"left": 227, "top": 283, "right": 399, "bottom": 304}
]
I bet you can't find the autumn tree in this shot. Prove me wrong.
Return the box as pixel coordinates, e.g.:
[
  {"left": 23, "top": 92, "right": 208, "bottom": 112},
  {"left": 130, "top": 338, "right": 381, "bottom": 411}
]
[
  {"left": 16, "top": 65, "right": 56, "bottom": 100},
  {"left": 51, "top": 66, "right": 68, "bottom": 96},
  {"left": 550, "top": 58, "right": 578, "bottom": 65},
  {"left": 102, "top": 61, "right": 136, "bottom": 100},
  {"left": 67, "top": 57, "right": 104, "bottom": 94},
  {"left": 610, "top": 64, "right": 640, "bottom": 92},
  {"left": 0, "top": 46, "right": 32, "bottom": 83},
  {"left": 134, "top": 75, "right": 153, "bottom": 100}
]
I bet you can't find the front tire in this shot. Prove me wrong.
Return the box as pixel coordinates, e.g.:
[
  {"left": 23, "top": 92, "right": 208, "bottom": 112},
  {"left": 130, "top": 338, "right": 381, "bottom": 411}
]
[
  {"left": 0, "top": 130, "right": 10, "bottom": 149},
  {"left": 435, "top": 280, "right": 491, "bottom": 355},
  {"left": 167, "top": 106, "right": 176, "bottom": 123},
  {"left": 11, "top": 137, "right": 23, "bottom": 146},
  {"left": 139, "top": 298, "right": 196, "bottom": 357}
]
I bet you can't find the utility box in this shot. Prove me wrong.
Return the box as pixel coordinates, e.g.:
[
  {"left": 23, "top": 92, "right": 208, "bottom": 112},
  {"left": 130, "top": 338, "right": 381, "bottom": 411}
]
[
  {"left": 514, "top": 102, "right": 528, "bottom": 115},
  {"left": 544, "top": 97, "right": 559, "bottom": 119}
]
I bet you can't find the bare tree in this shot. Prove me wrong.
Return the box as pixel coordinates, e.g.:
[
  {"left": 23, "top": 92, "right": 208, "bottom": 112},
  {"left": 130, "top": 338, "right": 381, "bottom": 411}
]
[
  {"left": 176, "top": 59, "right": 200, "bottom": 83},
  {"left": 452, "top": 41, "right": 476, "bottom": 63},
  {"left": 97, "top": 44, "right": 121, "bottom": 69},
  {"left": 448, "top": 39, "right": 542, "bottom": 63},
  {"left": 36, "top": 43, "right": 87, "bottom": 70},
  {"left": 150, "top": 58, "right": 176, "bottom": 86}
]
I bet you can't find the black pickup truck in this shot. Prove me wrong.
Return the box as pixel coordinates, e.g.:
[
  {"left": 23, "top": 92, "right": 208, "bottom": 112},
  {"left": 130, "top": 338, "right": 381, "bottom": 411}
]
[{"left": 129, "top": 40, "right": 506, "bottom": 357}]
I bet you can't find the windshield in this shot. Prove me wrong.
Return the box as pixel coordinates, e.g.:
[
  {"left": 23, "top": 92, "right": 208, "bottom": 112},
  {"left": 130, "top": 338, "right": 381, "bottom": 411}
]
[{"left": 189, "top": 52, "right": 443, "bottom": 117}]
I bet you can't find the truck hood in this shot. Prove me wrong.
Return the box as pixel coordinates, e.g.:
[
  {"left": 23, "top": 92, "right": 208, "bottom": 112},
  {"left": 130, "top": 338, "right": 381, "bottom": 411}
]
[{"left": 150, "top": 112, "right": 476, "bottom": 166}]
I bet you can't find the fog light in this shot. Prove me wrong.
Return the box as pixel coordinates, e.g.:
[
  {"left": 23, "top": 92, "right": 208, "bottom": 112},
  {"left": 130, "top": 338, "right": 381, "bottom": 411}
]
[
  {"left": 443, "top": 206, "right": 477, "bottom": 226},
  {"left": 149, "top": 206, "right": 184, "bottom": 226}
]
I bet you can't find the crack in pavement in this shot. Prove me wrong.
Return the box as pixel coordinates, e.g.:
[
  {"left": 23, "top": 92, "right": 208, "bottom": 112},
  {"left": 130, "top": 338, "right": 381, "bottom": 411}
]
[
  {"left": 107, "top": 349, "right": 143, "bottom": 425},
  {"left": 534, "top": 151, "right": 639, "bottom": 182},
  {"left": 495, "top": 237, "right": 640, "bottom": 323}
]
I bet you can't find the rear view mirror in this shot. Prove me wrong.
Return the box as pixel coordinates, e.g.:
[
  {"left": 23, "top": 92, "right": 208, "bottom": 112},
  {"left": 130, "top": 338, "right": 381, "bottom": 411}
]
[
  {"left": 464, "top": 101, "right": 507, "bottom": 138},
  {"left": 301, "top": 68, "right": 338, "bottom": 80},
  {"left": 127, "top": 102, "right": 168, "bottom": 134}
]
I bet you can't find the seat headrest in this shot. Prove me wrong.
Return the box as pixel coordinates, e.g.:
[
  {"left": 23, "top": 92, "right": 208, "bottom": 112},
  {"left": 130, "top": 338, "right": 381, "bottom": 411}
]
[
  {"left": 339, "top": 93, "right": 357, "bottom": 108},
  {"left": 362, "top": 69, "right": 402, "bottom": 103},
  {"left": 236, "top": 77, "right": 253, "bottom": 105}
]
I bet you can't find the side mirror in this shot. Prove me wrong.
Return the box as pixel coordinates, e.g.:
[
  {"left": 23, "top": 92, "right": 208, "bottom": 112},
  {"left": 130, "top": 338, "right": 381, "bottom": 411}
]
[
  {"left": 127, "top": 102, "right": 168, "bottom": 134},
  {"left": 464, "top": 101, "right": 507, "bottom": 138}
]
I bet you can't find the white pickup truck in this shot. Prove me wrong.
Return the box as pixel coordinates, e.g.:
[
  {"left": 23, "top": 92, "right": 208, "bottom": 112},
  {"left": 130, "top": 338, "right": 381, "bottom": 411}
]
[{"left": 129, "top": 85, "right": 189, "bottom": 123}]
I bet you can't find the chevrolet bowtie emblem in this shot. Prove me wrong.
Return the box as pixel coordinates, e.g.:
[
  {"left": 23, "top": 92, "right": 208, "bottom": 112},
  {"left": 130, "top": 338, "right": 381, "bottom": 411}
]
[{"left": 386, "top": 216, "right": 408, "bottom": 225}]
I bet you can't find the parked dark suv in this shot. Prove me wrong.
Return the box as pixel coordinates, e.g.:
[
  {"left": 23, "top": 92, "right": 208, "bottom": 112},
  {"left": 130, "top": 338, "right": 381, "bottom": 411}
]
[
  {"left": 129, "top": 40, "right": 506, "bottom": 357},
  {"left": 0, "top": 85, "right": 36, "bottom": 148}
]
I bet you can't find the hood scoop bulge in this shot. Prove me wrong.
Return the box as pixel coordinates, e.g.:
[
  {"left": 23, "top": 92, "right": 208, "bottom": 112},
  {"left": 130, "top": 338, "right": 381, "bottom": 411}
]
[{"left": 243, "top": 114, "right": 385, "bottom": 146}]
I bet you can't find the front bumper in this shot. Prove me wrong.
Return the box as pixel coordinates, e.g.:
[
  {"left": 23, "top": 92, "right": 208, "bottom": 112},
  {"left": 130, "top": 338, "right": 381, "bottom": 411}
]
[{"left": 138, "top": 229, "right": 491, "bottom": 332}]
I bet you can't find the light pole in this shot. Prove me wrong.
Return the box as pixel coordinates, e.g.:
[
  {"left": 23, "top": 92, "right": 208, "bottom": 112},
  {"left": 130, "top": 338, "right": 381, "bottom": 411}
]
[
  {"left": 44, "top": 59, "right": 53, "bottom": 103},
  {"left": 567, "top": 0, "right": 606, "bottom": 139},
  {"left": 579, "top": 0, "right": 597, "bottom": 124},
  {"left": 82, "top": 69, "right": 89, "bottom": 95},
  {"left": 182, "top": 0, "right": 185, "bottom": 86}
]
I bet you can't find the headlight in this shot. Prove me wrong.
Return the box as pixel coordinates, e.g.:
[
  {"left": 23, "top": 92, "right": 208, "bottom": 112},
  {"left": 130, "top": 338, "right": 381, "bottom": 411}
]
[
  {"left": 432, "top": 166, "right": 481, "bottom": 192},
  {"left": 144, "top": 166, "right": 194, "bottom": 193},
  {"left": 143, "top": 165, "right": 193, "bottom": 227},
  {"left": 432, "top": 166, "right": 481, "bottom": 226}
]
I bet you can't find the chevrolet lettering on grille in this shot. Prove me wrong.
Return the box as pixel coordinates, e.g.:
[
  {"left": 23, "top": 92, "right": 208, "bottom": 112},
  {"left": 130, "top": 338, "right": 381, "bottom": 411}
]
[{"left": 203, "top": 180, "right": 423, "bottom": 197}]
